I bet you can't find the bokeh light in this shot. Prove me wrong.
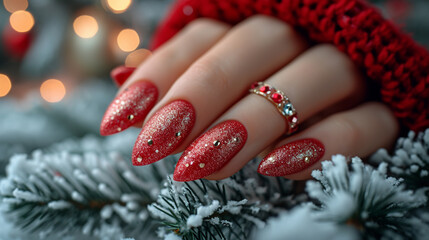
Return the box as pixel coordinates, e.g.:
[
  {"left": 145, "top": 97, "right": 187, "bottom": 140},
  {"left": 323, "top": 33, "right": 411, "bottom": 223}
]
[
  {"left": 0, "top": 74, "right": 12, "bottom": 97},
  {"left": 125, "top": 49, "right": 152, "bottom": 67},
  {"left": 9, "top": 10, "right": 34, "bottom": 33},
  {"left": 73, "top": 15, "right": 99, "bottom": 39},
  {"left": 117, "top": 29, "right": 140, "bottom": 52},
  {"left": 40, "top": 79, "right": 66, "bottom": 103},
  {"left": 106, "top": 0, "right": 132, "bottom": 14},
  {"left": 3, "top": 0, "right": 28, "bottom": 13}
]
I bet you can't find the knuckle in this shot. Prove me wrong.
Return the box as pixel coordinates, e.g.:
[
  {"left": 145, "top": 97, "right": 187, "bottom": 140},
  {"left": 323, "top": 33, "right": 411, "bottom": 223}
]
[
  {"left": 190, "top": 56, "right": 230, "bottom": 90},
  {"left": 311, "top": 44, "right": 362, "bottom": 94},
  {"left": 243, "top": 15, "right": 295, "bottom": 39},
  {"left": 185, "top": 18, "right": 230, "bottom": 33}
]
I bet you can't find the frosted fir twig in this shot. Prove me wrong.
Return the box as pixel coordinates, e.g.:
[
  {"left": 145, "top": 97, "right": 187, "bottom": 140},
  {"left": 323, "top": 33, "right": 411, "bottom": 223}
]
[
  {"left": 149, "top": 160, "right": 302, "bottom": 240},
  {"left": 253, "top": 204, "right": 359, "bottom": 240},
  {"left": 371, "top": 129, "right": 429, "bottom": 190},
  {"left": 0, "top": 136, "right": 176, "bottom": 239},
  {"left": 307, "top": 155, "right": 428, "bottom": 240}
]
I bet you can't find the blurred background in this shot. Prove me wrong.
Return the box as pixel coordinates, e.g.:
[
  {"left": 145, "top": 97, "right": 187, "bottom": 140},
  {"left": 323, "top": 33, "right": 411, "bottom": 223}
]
[
  {"left": 0, "top": 0, "right": 175, "bottom": 171},
  {"left": 0, "top": 0, "right": 173, "bottom": 99}
]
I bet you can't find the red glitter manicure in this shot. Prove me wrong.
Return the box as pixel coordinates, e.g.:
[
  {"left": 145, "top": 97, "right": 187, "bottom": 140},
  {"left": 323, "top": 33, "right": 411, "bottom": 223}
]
[
  {"left": 100, "top": 81, "right": 158, "bottom": 136},
  {"left": 110, "top": 66, "right": 136, "bottom": 87},
  {"left": 173, "top": 120, "right": 247, "bottom": 182},
  {"left": 132, "top": 100, "right": 196, "bottom": 166},
  {"left": 258, "top": 138, "right": 325, "bottom": 176}
]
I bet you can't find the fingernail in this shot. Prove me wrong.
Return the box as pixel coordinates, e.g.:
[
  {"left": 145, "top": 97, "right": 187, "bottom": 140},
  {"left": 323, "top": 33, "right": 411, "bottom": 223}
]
[
  {"left": 110, "top": 66, "right": 136, "bottom": 87},
  {"left": 173, "top": 120, "right": 247, "bottom": 182},
  {"left": 100, "top": 81, "right": 158, "bottom": 136},
  {"left": 258, "top": 138, "right": 325, "bottom": 176},
  {"left": 132, "top": 100, "right": 196, "bottom": 165}
]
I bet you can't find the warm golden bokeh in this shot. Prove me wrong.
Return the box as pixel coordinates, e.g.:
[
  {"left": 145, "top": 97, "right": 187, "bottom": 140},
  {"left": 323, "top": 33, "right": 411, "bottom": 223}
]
[
  {"left": 0, "top": 74, "right": 12, "bottom": 97},
  {"left": 9, "top": 10, "right": 34, "bottom": 33},
  {"left": 117, "top": 29, "right": 140, "bottom": 52},
  {"left": 40, "top": 79, "right": 66, "bottom": 103},
  {"left": 73, "top": 15, "right": 99, "bottom": 38},
  {"left": 3, "top": 0, "right": 28, "bottom": 13},
  {"left": 106, "top": 0, "right": 132, "bottom": 14},
  {"left": 125, "top": 49, "right": 152, "bottom": 67}
]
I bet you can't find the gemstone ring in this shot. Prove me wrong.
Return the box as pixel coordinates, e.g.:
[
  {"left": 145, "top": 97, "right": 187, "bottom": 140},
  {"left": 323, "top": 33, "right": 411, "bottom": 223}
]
[{"left": 249, "top": 81, "right": 299, "bottom": 135}]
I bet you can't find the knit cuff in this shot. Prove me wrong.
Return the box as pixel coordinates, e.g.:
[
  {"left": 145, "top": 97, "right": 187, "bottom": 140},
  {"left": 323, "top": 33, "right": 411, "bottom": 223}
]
[{"left": 151, "top": 0, "right": 429, "bottom": 132}]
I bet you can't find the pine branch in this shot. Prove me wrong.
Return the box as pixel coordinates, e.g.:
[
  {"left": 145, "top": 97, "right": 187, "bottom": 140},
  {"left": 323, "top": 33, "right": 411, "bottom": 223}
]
[
  {"left": 307, "top": 155, "right": 428, "bottom": 240},
  {"left": 371, "top": 129, "right": 429, "bottom": 191},
  {"left": 0, "top": 136, "right": 175, "bottom": 239},
  {"left": 149, "top": 160, "right": 303, "bottom": 240}
]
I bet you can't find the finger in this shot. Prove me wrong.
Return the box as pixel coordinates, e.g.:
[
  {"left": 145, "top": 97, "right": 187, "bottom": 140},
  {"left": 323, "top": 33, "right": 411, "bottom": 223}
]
[
  {"left": 132, "top": 15, "right": 308, "bottom": 166},
  {"left": 258, "top": 102, "right": 399, "bottom": 180},
  {"left": 110, "top": 66, "right": 136, "bottom": 87},
  {"left": 100, "top": 19, "right": 230, "bottom": 135},
  {"left": 173, "top": 44, "right": 364, "bottom": 181}
]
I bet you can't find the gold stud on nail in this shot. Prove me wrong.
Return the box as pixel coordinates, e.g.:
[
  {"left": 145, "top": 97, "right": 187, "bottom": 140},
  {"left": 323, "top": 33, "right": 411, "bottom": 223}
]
[
  {"left": 117, "top": 127, "right": 121, "bottom": 132},
  {"left": 199, "top": 163, "right": 205, "bottom": 168},
  {"left": 148, "top": 139, "right": 153, "bottom": 146},
  {"left": 213, "top": 140, "right": 221, "bottom": 147},
  {"left": 185, "top": 163, "right": 189, "bottom": 167},
  {"left": 304, "top": 156, "right": 310, "bottom": 163},
  {"left": 137, "top": 157, "right": 142, "bottom": 162}
]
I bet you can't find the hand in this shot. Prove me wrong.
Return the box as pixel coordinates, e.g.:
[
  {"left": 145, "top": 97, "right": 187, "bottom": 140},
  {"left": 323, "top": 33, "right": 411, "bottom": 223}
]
[{"left": 101, "top": 16, "right": 399, "bottom": 181}]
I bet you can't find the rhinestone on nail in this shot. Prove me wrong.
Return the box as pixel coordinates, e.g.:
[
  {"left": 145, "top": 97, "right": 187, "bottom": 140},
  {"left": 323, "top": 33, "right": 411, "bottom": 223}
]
[
  {"left": 175, "top": 132, "right": 181, "bottom": 137},
  {"left": 148, "top": 139, "right": 153, "bottom": 146},
  {"left": 213, "top": 140, "right": 221, "bottom": 147},
  {"left": 199, "top": 163, "right": 205, "bottom": 168},
  {"left": 127, "top": 115, "right": 134, "bottom": 120},
  {"left": 304, "top": 156, "right": 310, "bottom": 163},
  {"left": 137, "top": 157, "right": 142, "bottom": 162}
]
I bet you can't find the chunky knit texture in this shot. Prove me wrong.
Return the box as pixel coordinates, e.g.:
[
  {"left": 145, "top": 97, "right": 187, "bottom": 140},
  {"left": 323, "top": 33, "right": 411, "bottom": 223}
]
[{"left": 151, "top": 0, "right": 429, "bottom": 132}]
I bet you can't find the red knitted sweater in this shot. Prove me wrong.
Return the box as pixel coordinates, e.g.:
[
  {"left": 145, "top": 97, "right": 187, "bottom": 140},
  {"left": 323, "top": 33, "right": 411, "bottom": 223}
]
[{"left": 151, "top": 0, "right": 429, "bottom": 132}]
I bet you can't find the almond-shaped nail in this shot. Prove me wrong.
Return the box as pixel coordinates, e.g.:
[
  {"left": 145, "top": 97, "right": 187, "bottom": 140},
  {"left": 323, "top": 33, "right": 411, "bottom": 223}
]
[
  {"left": 258, "top": 138, "right": 325, "bottom": 176},
  {"left": 110, "top": 66, "right": 136, "bottom": 87},
  {"left": 132, "top": 100, "right": 195, "bottom": 165},
  {"left": 173, "top": 120, "right": 247, "bottom": 182},
  {"left": 100, "top": 81, "right": 158, "bottom": 136}
]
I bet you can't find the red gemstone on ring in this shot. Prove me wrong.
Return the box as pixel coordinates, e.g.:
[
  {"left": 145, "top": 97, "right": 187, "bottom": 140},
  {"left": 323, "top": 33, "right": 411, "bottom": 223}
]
[
  {"left": 259, "top": 85, "right": 270, "bottom": 93},
  {"left": 251, "top": 82, "right": 259, "bottom": 89},
  {"left": 271, "top": 92, "right": 283, "bottom": 103}
]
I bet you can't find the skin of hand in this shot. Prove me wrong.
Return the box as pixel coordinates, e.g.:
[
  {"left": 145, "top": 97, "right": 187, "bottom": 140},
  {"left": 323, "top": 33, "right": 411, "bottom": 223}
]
[{"left": 102, "top": 16, "right": 399, "bottom": 181}]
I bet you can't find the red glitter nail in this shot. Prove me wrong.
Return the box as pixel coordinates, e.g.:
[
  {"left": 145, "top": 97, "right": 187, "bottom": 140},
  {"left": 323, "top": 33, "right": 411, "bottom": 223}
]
[
  {"left": 132, "top": 100, "right": 196, "bottom": 166},
  {"left": 110, "top": 66, "right": 136, "bottom": 87},
  {"left": 100, "top": 81, "right": 158, "bottom": 136},
  {"left": 173, "top": 120, "right": 247, "bottom": 182},
  {"left": 258, "top": 138, "right": 325, "bottom": 176}
]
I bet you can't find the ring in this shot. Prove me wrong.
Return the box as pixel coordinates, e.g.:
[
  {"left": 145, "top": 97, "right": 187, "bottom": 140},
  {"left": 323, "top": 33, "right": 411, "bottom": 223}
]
[{"left": 249, "top": 82, "right": 299, "bottom": 135}]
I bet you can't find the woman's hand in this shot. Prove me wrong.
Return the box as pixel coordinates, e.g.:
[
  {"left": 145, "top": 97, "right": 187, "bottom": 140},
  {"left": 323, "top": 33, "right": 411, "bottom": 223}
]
[{"left": 101, "top": 16, "right": 399, "bottom": 181}]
